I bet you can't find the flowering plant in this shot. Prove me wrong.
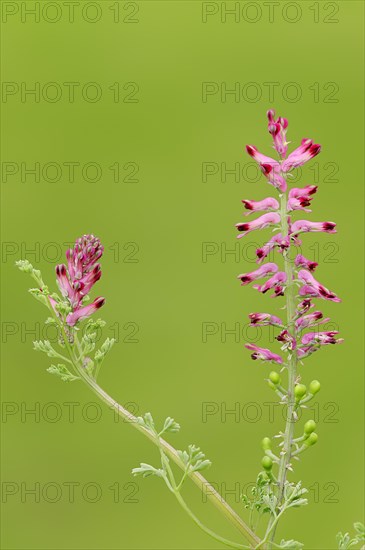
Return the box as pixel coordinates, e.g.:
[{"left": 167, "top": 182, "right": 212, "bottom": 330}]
[{"left": 17, "top": 112, "right": 363, "bottom": 550}]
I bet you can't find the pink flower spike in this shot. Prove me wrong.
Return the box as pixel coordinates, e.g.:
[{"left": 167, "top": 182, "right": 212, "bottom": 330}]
[
  {"left": 245, "top": 343, "right": 283, "bottom": 364},
  {"left": 249, "top": 313, "right": 283, "bottom": 327},
  {"left": 236, "top": 212, "right": 280, "bottom": 238},
  {"left": 267, "top": 109, "right": 289, "bottom": 158},
  {"left": 253, "top": 271, "right": 287, "bottom": 296},
  {"left": 298, "top": 270, "right": 341, "bottom": 303},
  {"left": 260, "top": 163, "right": 287, "bottom": 192},
  {"left": 301, "top": 331, "right": 343, "bottom": 346},
  {"left": 242, "top": 197, "right": 279, "bottom": 215},
  {"left": 295, "top": 254, "right": 318, "bottom": 272},
  {"left": 281, "top": 139, "right": 321, "bottom": 172},
  {"left": 66, "top": 235, "right": 103, "bottom": 281},
  {"left": 291, "top": 220, "right": 336, "bottom": 235},
  {"left": 237, "top": 263, "right": 278, "bottom": 285},
  {"left": 295, "top": 311, "right": 330, "bottom": 331},
  {"left": 66, "top": 297, "right": 105, "bottom": 327}
]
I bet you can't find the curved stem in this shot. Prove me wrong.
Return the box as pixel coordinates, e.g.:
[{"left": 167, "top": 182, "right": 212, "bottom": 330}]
[
  {"left": 174, "top": 491, "right": 251, "bottom": 550},
  {"left": 33, "top": 276, "right": 261, "bottom": 546},
  {"left": 78, "top": 367, "right": 259, "bottom": 546},
  {"left": 65, "top": 331, "right": 260, "bottom": 548}
]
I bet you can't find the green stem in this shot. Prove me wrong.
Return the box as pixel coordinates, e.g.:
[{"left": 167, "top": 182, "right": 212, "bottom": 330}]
[
  {"left": 266, "top": 190, "right": 298, "bottom": 548},
  {"left": 255, "top": 507, "right": 287, "bottom": 550},
  {"left": 173, "top": 490, "right": 251, "bottom": 550},
  {"left": 155, "top": 435, "right": 249, "bottom": 549},
  {"left": 59, "top": 329, "right": 260, "bottom": 548}
]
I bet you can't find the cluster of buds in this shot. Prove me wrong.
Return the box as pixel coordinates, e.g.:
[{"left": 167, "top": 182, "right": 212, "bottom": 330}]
[{"left": 54, "top": 235, "right": 105, "bottom": 326}]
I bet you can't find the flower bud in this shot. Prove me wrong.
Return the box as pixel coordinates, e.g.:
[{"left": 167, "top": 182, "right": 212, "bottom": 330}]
[
  {"left": 305, "top": 432, "right": 318, "bottom": 446},
  {"left": 269, "top": 371, "right": 280, "bottom": 385},
  {"left": 261, "top": 456, "right": 273, "bottom": 470},
  {"left": 294, "top": 384, "right": 307, "bottom": 400},
  {"left": 309, "top": 380, "right": 321, "bottom": 394},
  {"left": 304, "top": 419, "right": 316, "bottom": 434},
  {"left": 261, "top": 437, "right": 271, "bottom": 450}
]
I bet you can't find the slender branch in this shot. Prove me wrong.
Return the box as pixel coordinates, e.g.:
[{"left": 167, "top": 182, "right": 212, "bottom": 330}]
[
  {"left": 28, "top": 284, "right": 261, "bottom": 547},
  {"left": 173, "top": 490, "right": 251, "bottom": 550},
  {"left": 68, "top": 333, "right": 261, "bottom": 548}
]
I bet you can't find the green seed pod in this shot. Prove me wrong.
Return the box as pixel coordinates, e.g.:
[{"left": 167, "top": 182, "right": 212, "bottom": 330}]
[
  {"left": 261, "top": 437, "right": 271, "bottom": 450},
  {"left": 309, "top": 380, "right": 321, "bottom": 395},
  {"left": 261, "top": 456, "right": 273, "bottom": 470},
  {"left": 305, "top": 432, "right": 318, "bottom": 446},
  {"left": 267, "top": 380, "right": 276, "bottom": 390},
  {"left": 269, "top": 371, "right": 280, "bottom": 385},
  {"left": 304, "top": 419, "right": 317, "bottom": 434},
  {"left": 294, "top": 384, "right": 307, "bottom": 399}
]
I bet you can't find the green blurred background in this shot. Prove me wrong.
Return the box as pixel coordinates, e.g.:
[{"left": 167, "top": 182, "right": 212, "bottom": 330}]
[{"left": 1, "top": 1, "right": 364, "bottom": 548}]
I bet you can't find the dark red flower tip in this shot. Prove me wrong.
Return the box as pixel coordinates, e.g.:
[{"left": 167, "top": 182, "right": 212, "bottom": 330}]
[
  {"left": 307, "top": 185, "right": 318, "bottom": 195},
  {"left": 310, "top": 144, "right": 321, "bottom": 157},
  {"left": 301, "top": 138, "right": 313, "bottom": 149},
  {"left": 94, "top": 297, "right": 105, "bottom": 309},
  {"left": 308, "top": 262, "right": 319, "bottom": 272},
  {"left": 298, "top": 197, "right": 312, "bottom": 207},
  {"left": 56, "top": 264, "right": 67, "bottom": 276},
  {"left": 261, "top": 163, "right": 273, "bottom": 175},
  {"left": 236, "top": 223, "right": 249, "bottom": 232}
]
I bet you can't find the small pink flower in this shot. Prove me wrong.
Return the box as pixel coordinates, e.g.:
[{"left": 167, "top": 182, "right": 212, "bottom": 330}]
[
  {"left": 289, "top": 185, "right": 318, "bottom": 199},
  {"left": 267, "top": 109, "right": 288, "bottom": 158},
  {"left": 281, "top": 139, "right": 321, "bottom": 172},
  {"left": 295, "top": 311, "right": 330, "bottom": 331},
  {"left": 295, "top": 254, "right": 318, "bottom": 272},
  {"left": 301, "top": 331, "right": 343, "bottom": 346},
  {"left": 245, "top": 343, "right": 283, "bottom": 364},
  {"left": 249, "top": 313, "right": 283, "bottom": 327},
  {"left": 260, "top": 163, "right": 287, "bottom": 192},
  {"left": 288, "top": 197, "right": 312, "bottom": 213},
  {"left": 56, "top": 264, "right": 77, "bottom": 306},
  {"left": 298, "top": 270, "right": 341, "bottom": 303},
  {"left": 277, "top": 329, "right": 296, "bottom": 350},
  {"left": 237, "top": 263, "right": 278, "bottom": 285},
  {"left": 246, "top": 145, "right": 280, "bottom": 169},
  {"left": 291, "top": 220, "right": 336, "bottom": 235},
  {"left": 246, "top": 145, "right": 286, "bottom": 192},
  {"left": 242, "top": 197, "right": 279, "bottom": 215},
  {"left": 256, "top": 233, "right": 290, "bottom": 263},
  {"left": 296, "top": 299, "right": 314, "bottom": 316},
  {"left": 253, "top": 271, "right": 287, "bottom": 296},
  {"left": 297, "top": 345, "right": 318, "bottom": 359},
  {"left": 66, "top": 297, "right": 106, "bottom": 327},
  {"left": 55, "top": 234, "right": 105, "bottom": 326},
  {"left": 236, "top": 212, "right": 280, "bottom": 238}
]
